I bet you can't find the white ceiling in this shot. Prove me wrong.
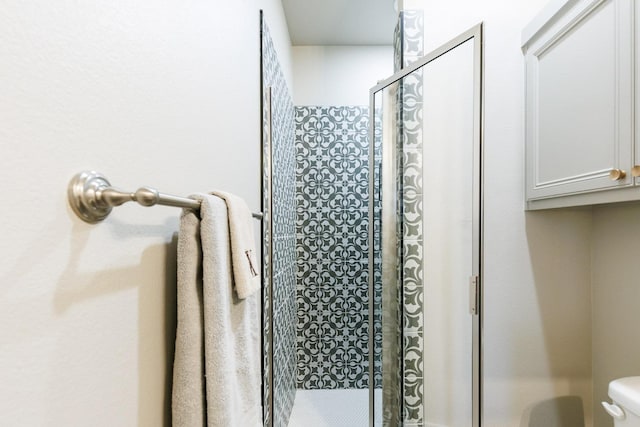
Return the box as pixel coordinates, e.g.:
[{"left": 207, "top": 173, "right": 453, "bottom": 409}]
[{"left": 281, "top": 0, "right": 397, "bottom": 46}]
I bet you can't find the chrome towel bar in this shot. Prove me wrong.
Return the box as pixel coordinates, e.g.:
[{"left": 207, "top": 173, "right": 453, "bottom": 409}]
[{"left": 68, "top": 170, "right": 264, "bottom": 224}]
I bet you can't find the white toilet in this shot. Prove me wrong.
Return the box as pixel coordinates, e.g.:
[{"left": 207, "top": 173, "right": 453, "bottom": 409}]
[{"left": 603, "top": 377, "right": 640, "bottom": 426}]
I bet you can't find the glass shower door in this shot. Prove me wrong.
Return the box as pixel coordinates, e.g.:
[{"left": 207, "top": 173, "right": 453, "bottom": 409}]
[{"left": 369, "top": 25, "right": 483, "bottom": 427}]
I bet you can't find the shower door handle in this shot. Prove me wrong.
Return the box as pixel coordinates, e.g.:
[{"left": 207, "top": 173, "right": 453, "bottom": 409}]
[{"left": 469, "top": 275, "right": 479, "bottom": 315}]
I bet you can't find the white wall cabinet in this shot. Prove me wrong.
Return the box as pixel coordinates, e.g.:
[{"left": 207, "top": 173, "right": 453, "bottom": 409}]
[{"left": 523, "top": 0, "right": 638, "bottom": 209}]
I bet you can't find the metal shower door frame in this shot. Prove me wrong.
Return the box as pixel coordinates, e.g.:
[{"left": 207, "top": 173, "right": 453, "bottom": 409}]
[{"left": 368, "top": 23, "right": 484, "bottom": 427}]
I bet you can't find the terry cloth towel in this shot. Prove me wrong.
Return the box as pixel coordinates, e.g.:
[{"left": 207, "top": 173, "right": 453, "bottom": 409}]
[
  {"left": 172, "top": 194, "right": 262, "bottom": 427},
  {"left": 210, "top": 190, "right": 260, "bottom": 299}
]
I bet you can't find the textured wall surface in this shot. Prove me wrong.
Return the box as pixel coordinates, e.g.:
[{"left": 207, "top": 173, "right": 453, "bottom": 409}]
[{"left": 261, "top": 18, "right": 297, "bottom": 427}]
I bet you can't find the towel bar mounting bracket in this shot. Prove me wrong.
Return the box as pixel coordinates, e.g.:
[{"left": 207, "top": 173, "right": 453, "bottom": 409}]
[{"left": 68, "top": 171, "right": 115, "bottom": 223}]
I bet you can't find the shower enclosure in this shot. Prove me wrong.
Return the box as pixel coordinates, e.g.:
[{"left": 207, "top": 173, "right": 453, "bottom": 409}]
[
  {"left": 369, "top": 24, "right": 483, "bottom": 426},
  {"left": 261, "top": 14, "right": 484, "bottom": 426}
]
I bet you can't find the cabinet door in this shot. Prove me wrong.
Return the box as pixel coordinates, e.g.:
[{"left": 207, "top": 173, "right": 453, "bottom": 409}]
[{"left": 525, "top": 0, "right": 633, "bottom": 201}]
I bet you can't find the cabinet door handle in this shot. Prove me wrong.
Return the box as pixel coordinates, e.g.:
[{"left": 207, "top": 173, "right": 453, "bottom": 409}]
[
  {"left": 610, "top": 169, "right": 626, "bottom": 181},
  {"left": 632, "top": 166, "right": 640, "bottom": 177}
]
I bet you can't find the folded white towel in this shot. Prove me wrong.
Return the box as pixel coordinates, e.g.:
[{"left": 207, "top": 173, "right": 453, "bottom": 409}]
[
  {"left": 172, "top": 194, "right": 262, "bottom": 427},
  {"left": 210, "top": 190, "right": 260, "bottom": 299}
]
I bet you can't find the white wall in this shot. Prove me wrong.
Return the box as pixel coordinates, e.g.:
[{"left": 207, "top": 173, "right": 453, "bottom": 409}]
[
  {"left": 0, "top": 2, "right": 291, "bottom": 425},
  {"left": 421, "top": 39, "right": 475, "bottom": 426},
  {"left": 292, "top": 45, "right": 393, "bottom": 106},
  {"left": 422, "top": 1, "right": 594, "bottom": 426},
  {"left": 591, "top": 203, "right": 640, "bottom": 427}
]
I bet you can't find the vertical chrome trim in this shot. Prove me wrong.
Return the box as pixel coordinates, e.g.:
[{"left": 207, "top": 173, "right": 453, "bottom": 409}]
[
  {"left": 381, "top": 81, "right": 402, "bottom": 426},
  {"left": 266, "top": 86, "right": 275, "bottom": 427},
  {"left": 258, "top": 12, "right": 270, "bottom": 426},
  {"left": 368, "top": 86, "right": 376, "bottom": 427},
  {"left": 369, "top": 23, "right": 484, "bottom": 427},
  {"left": 471, "top": 23, "right": 484, "bottom": 427}
]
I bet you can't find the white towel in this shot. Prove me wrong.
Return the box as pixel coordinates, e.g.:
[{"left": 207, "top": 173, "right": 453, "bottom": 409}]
[
  {"left": 210, "top": 190, "right": 261, "bottom": 299},
  {"left": 172, "top": 194, "right": 262, "bottom": 427}
]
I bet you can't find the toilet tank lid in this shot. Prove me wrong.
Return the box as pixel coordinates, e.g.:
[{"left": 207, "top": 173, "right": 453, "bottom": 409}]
[{"left": 610, "top": 377, "right": 640, "bottom": 416}]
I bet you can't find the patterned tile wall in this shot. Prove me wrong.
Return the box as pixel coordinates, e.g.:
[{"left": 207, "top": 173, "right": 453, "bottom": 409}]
[
  {"left": 397, "top": 10, "right": 425, "bottom": 427},
  {"left": 380, "top": 9, "right": 426, "bottom": 427},
  {"left": 295, "top": 106, "right": 381, "bottom": 389},
  {"left": 372, "top": 114, "right": 383, "bottom": 391},
  {"left": 261, "top": 16, "right": 297, "bottom": 427},
  {"left": 380, "top": 87, "right": 403, "bottom": 427}
]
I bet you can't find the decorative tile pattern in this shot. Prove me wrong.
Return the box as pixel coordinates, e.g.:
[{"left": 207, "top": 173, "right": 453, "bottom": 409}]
[
  {"left": 398, "top": 10, "right": 425, "bottom": 425},
  {"left": 393, "top": 10, "right": 423, "bottom": 72},
  {"left": 261, "top": 16, "right": 297, "bottom": 427},
  {"left": 393, "top": 16, "right": 402, "bottom": 73},
  {"left": 383, "top": 9, "right": 426, "bottom": 426},
  {"left": 372, "top": 122, "right": 383, "bottom": 388},
  {"left": 295, "top": 106, "right": 381, "bottom": 390},
  {"left": 401, "top": 11, "right": 424, "bottom": 68},
  {"left": 380, "top": 80, "right": 404, "bottom": 427}
]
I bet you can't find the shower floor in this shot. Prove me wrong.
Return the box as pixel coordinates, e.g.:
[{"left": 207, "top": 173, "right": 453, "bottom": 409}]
[{"left": 287, "top": 389, "right": 382, "bottom": 427}]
